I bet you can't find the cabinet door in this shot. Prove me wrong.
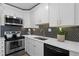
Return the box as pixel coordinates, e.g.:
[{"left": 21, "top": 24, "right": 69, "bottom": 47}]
[
  {"left": 39, "top": 3, "right": 48, "bottom": 24},
  {"left": 30, "top": 11, "right": 39, "bottom": 28},
  {"left": 25, "top": 38, "right": 35, "bottom": 56},
  {"left": 23, "top": 12, "right": 31, "bottom": 28},
  {"left": 34, "top": 40, "right": 44, "bottom": 56},
  {"left": 30, "top": 3, "right": 48, "bottom": 25},
  {"left": 25, "top": 37, "right": 31, "bottom": 55},
  {"left": 60, "top": 3, "right": 75, "bottom": 26},
  {"left": 70, "top": 51, "right": 79, "bottom": 56},
  {"left": 49, "top": 3, "right": 60, "bottom": 27},
  {"left": 29, "top": 39, "right": 35, "bottom": 56},
  {"left": 27, "top": 38, "right": 44, "bottom": 56},
  {"left": 0, "top": 4, "right": 5, "bottom": 25},
  {"left": 25, "top": 37, "right": 29, "bottom": 52},
  {"left": 75, "top": 3, "right": 79, "bottom": 25},
  {"left": 49, "top": 3, "right": 75, "bottom": 27},
  {"left": 0, "top": 39, "right": 5, "bottom": 56}
]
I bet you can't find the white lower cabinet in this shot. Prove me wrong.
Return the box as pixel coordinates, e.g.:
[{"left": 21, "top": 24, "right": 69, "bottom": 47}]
[
  {"left": 25, "top": 37, "right": 44, "bottom": 56},
  {"left": 70, "top": 51, "right": 79, "bottom": 56},
  {"left": 25, "top": 37, "right": 79, "bottom": 56},
  {"left": 32, "top": 39, "right": 43, "bottom": 56},
  {"left": 0, "top": 39, "right": 5, "bottom": 56},
  {"left": 25, "top": 37, "right": 30, "bottom": 54}
]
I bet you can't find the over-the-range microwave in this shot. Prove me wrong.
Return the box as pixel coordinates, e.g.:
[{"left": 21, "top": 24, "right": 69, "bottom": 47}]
[{"left": 5, "top": 15, "right": 23, "bottom": 26}]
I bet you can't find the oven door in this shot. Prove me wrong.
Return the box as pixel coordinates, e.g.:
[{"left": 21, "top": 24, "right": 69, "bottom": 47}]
[{"left": 5, "top": 39, "right": 25, "bottom": 55}]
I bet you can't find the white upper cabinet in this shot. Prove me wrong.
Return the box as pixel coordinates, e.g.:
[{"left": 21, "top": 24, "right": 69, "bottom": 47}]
[
  {"left": 75, "top": 3, "right": 79, "bottom": 25},
  {"left": 49, "top": 3, "right": 75, "bottom": 27},
  {"left": 0, "top": 4, "right": 31, "bottom": 28},
  {"left": 49, "top": 3, "right": 60, "bottom": 27},
  {"left": 30, "top": 3, "right": 49, "bottom": 25},
  {"left": 0, "top": 3, "right": 79, "bottom": 27},
  {"left": 59, "top": 3, "right": 75, "bottom": 26},
  {"left": 0, "top": 4, "right": 5, "bottom": 25},
  {"left": 23, "top": 11, "right": 32, "bottom": 28},
  {"left": 30, "top": 10, "right": 39, "bottom": 28},
  {"left": 2, "top": 4, "right": 24, "bottom": 18},
  {"left": 39, "top": 3, "right": 48, "bottom": 24}
]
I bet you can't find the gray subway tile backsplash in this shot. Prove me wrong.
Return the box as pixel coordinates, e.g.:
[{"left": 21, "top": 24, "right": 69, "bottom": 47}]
[
  {"left": 32, "top": 25, "right": 79, "bottom": 42},
  {"left": 1, "top": 25, "right": 79, "bottom": 42},
  {"left": 64, "top": 27, "right": 79, "bottom": 42}
]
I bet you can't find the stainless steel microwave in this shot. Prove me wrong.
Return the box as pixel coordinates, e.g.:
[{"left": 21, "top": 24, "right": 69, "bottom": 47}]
[{"left": 5, "top": 15, "right": 23, "bottom": 26}]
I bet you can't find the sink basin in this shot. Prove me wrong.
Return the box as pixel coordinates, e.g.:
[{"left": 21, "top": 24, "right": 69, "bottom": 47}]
[{"left": 34, "top": 37, "right": 47, "bottom": 40}]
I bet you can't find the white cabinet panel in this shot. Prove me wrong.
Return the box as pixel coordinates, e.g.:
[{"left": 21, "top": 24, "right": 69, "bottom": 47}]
[
  {"left": 60, "top": 3, "right": 75, "bottom": 26},
  {"left": 25, "top": 37, "right": 29, "bottom": 52},
  {"left": 29, "top": 39, "right": 35, "bottom": 56},
  {"left": 49, "top": 3, "right": 60, "bottom": 27},
  {"left": 75, "top": 3, "right": 79, "bottom": 25},
  {"left": 30, "top": 3, "right": 48, "bottom": 26},
  {"left": 25, "top": 38, "right": 31, "bottom": 55},
  {"left": 38, "top": 3, "right": 48, "bottom": 24},
  {"left": 49, "top": 3, "right": 75, "bottom": 27},
  {"left": 23, "top": 12, "right": 31, "bottom": 28},
  {"left": 30, "top": 11, "right": 39, "bottom": 28},
  {"left": 70, "top": 51, "right": 79, "bottom": 56},
  {"left": 0, "top": 38, "right": 5, "bottom": 56},
  {"left": 25, "top": 38, "right": 34, "bottom": 55},
  {"left": 34, "top": 40, "right": 43, "bottom": 56},
  {"left": 0, "top": 4, "right": 5, "bottom": 25},
  {"left": 25, "top": 37, "right": 44, "bottom": 56}
]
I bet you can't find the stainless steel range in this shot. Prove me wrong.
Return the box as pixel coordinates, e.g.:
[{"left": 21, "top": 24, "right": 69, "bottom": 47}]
[{"left": 4, "top": 31, "right": 25, "bottom": 55}]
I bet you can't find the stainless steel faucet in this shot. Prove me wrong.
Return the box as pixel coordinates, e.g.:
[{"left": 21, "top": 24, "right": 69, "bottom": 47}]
[{"left": 40, "top": 29, "right": 45, "bottom": 36}]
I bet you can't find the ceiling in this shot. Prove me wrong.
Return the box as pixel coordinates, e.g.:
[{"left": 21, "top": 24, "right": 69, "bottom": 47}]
[{"left": 5, "top": 3, "right": 40, "bottom": 10}]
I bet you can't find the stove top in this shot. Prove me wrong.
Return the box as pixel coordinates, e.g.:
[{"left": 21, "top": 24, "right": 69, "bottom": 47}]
[{"left": 5, "top": 36, "right": 25, "bottom": 41}]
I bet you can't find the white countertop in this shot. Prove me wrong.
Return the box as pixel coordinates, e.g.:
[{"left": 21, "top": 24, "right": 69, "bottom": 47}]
[{"left": 23, "top": 35, "right": 79, "bottom": 53}]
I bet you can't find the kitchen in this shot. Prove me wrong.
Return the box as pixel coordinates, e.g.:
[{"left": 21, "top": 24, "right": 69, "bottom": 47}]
[{"left": 0, "top": 3, "right": 79, "bottom": 56}]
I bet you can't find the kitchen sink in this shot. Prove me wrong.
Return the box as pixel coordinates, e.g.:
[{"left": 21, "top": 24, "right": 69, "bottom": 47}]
[{"left": 34, "top": 37, "right": 47, "bottom": 40}]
